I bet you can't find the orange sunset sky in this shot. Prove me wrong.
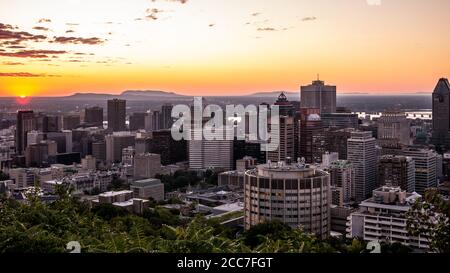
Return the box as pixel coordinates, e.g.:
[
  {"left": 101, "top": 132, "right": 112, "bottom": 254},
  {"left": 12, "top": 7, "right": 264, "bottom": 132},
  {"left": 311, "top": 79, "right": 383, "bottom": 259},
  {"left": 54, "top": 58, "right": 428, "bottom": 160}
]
[{"left": 0, "top": 0, "right": 449, "bottom": 97}]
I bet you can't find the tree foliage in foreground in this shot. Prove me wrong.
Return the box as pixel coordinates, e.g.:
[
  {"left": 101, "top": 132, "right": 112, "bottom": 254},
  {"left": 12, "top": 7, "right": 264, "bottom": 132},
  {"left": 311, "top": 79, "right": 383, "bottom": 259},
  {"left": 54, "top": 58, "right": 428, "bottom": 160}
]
[
  {"left": 0, "top": 187, "right": 427, "bottom": 253},
  {"left": 406, "top": 190, "right": 450, "bottom": 253}
]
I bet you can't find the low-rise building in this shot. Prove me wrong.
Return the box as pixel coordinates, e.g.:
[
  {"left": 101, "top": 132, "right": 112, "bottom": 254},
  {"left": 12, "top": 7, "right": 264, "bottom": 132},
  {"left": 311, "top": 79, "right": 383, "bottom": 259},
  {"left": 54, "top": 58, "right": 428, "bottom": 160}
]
[{"left": 130, "top": 178, "right": 164, "bottom": 201}]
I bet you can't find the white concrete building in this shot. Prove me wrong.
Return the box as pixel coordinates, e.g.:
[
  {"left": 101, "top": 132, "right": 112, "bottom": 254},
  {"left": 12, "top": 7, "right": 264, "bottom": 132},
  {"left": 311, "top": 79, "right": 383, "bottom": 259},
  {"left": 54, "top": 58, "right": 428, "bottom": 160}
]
[{"left": 346, "top": 186, "right": 429, "bottom": 250}]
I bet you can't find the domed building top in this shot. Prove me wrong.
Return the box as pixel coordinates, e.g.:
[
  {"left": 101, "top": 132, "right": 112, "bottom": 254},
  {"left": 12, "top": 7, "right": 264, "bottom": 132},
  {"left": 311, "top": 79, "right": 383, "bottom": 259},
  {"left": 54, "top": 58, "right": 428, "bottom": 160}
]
[{"left": 307, "top": 113, "right": 321, "bottom": 121}]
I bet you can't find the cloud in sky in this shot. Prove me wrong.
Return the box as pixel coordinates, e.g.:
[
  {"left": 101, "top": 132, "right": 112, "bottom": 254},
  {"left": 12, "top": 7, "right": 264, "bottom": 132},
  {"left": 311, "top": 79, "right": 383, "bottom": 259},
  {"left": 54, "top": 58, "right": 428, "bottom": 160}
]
[
  {"left": 0, "top": 72, "right": 59, "bottom": 77},
  {"left": 37, "top": 18, "right": 51, "bottom": 23},
  {"left": 33, "top": 26, "right": 50, "bottom": 31},
  {"left": 301, "top": 16, "right": 317, "bottom": 21},
  {"left": 0, "top": 49, "right": 67, "bottom": 58},
  {"left": 257, "top": 27, "right": 277, "bottom": 31},
  {"left": 2, "top": 61, "right": 24, "bottom": 65},
  {"left": 151, "top": 0, "right": 188, "bottom": 4},
  {"left": 51, "top": 36, "right": 104, "bottom": 45},
  {"left": 0, "top": 23, "right": 47, "bottom": 44}
]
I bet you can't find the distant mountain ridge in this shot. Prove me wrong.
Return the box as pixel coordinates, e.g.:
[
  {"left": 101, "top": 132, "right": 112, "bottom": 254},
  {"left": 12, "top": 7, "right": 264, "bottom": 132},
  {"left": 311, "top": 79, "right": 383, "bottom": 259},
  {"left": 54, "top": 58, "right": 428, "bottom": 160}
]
[{"left": 65, "top": 90, "right": 187, "bottom": 100}]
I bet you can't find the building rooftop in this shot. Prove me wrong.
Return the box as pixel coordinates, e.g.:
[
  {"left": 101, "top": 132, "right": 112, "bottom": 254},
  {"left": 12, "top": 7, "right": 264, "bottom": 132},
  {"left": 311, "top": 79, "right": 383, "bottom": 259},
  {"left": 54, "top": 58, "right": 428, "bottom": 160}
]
[
  {"left": 99, "top": 190, "right": 133, "bottom": 197},
  {"left": 131, "top": 178, "right": 162, "bottom": 187}
]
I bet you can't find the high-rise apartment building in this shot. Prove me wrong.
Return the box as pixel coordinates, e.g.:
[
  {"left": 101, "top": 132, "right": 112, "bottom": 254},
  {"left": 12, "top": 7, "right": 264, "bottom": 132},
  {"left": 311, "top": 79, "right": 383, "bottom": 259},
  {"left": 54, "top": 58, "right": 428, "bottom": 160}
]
[
  {"left": 347, "top": 131, "right": 377, "bottom": 202},
  {"left": 107, "top": 99, "right": 126, "bottom": 132},
  {"left": 300, "top": 79, "right": 336, "bottom": 114},
  {"left": 244, "top": 162, "right": 330, "bottom": 239},
  {"left": 378, "top": 155, "right": 415, "bottom": 193}
]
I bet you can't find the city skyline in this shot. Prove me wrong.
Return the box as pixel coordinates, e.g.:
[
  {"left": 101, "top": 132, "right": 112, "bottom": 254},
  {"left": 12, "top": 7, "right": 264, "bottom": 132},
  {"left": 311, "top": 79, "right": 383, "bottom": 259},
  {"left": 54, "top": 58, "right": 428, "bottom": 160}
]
[{"left": 0, "top": 0, "right": 449, "bottom": 97}]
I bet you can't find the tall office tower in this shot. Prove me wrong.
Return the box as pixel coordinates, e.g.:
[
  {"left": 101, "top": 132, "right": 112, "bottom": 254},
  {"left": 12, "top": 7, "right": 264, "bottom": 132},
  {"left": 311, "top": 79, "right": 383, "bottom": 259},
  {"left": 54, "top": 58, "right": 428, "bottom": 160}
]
[
  {"left": 401, "top": 147, "right": 438, "bottom": 195},
  {"left": 161, "top": 104, "right": 174, "bottom": 129},
  {"left": 16, "top": 110, "right": 35, "bottom": 155},
  {"left": 25, "top": 140, "right": 57, "bottom": 167},
  {"left": 299, "top": 108, "right": 324, "bottom": 163},
  {"left": 244, "top": 162, "right": 330, "bottom": 239},
  {"left": 62, "top": 130, "right": 73, "bottom": 153},
  {"left": 122, "top": 146, "right": 135, "bottom": 166},
  {"left": 377, "top": 111, "right": 411, "bottom": 145},
  {"left": 329, "top": 160, "right": 355, "bottom": 204},
  {"left": 84, "top": 106, "right": 103, "bottom": 127},
  {"left": 144, "top": 111, "right": 154, "bottom": 132},
  {"left": 92, "top": 141, "right": 106, "bottom": 162},
  {"left": 188, "top": 129, "right": 234, "bottom": 171},
  {"left": 152, "top": 110, "right": 161, "bottom": 131},
  {"left": 42, "top": 115, "right": 61, "bottom": 133},
  {"left": 378, "top": 155, "right": 415, "bottom": 193},
  {"left": 431, "top": 78, "right": 450, "bottom": 152},
  {"left": 63, "top": 114, "right": 81, "bottom": 130},
  {"left": 107, "top": 99, "right": 126, "bottom": 132},
  {"left": 26, "top": 131, "right": 45, "bottom": 146},
  {"left": 129, "top": 112, "right": 147, "bottom": 131},
  {"left": 46, "top": 132, "right": 68, "bottom": 153},
  {"left": 347, "top": 131, "right": 377, "bottom": 202},
  {"left": 133, "top": 153, "right": 162, "bottom": 179},
  {"left": 300, "top": 78, "right": 337, "bottom": 114},
  {"left": 266, "top": 115, "right": 295, "bottom": 163},
  {"left": 149, "top": 130, "right": 187, "bottom": 165},
  {"left": 105, "top": 132, "right": 135, "bottom": 163},
  {"left": 324, "top": 128, "right": 355, "bottom": 160},
  {"left": 274, "top": 92, "right": 295, "bottom": 117}
]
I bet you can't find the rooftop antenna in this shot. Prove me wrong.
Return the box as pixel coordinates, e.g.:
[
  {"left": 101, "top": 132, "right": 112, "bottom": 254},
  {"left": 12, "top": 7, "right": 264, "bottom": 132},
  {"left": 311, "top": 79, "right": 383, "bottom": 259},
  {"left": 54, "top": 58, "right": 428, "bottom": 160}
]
[{"left": 317, "top": 73, "right": 320, "bottom": 81}]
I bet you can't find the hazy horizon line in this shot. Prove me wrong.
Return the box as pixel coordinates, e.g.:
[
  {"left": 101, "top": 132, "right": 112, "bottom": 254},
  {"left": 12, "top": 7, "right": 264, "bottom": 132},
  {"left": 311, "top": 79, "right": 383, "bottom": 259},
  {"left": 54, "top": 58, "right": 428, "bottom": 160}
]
[{"left": 0, "top": 90, "right": 434, "bottom": 98}]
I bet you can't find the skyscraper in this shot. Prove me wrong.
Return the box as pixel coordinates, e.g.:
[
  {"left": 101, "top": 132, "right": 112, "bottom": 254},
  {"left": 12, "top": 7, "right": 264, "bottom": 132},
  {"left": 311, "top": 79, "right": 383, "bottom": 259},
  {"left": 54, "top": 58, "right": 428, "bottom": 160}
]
[
  {"left": 300, "top": 79, "right": 337, "bottom": 114},
  {"left": 378, "top": 155, "right": 415, "bottom": 193},
  {"left": 377, "top": 111, "right": 411, "bottom": 146},
  {"left": 299, "top": 108, "right": 324, "bottom": 163},
  {"left": 129, "top": 112, "right": 147, "bottom": 131},
  {"left": 84, "top": 106, "right": 103, "bottom": 127},
  {"left": 329, "top": 160, "right": 356, "bottom": 204},
  {"left": 105, "top": 132, "right": 135, "bottom": 162},
  {"left": 402, "top": 147, "right": 438, "bottom": 195},
  {"left": 161, "top": 104, "right": 174, "bottom": 130},
  {"left": 267, "top": 93, "right": 295, "bottom": 163},
  {"left": 16, "top": 110, "right": 35, "bottom": 155},
  {"left": 347, "top": 131, "right": 377, "bottom": 202},
  {"left": 188, "top": 129, "right": 233, "bottom": 171},
  {"left": 107, "top": 99, "right": 126, "bottom": 132},
  {"left": 431, "top": 78, "right": 450, "bottom": 152}
]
